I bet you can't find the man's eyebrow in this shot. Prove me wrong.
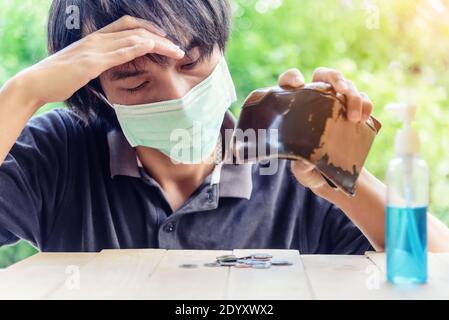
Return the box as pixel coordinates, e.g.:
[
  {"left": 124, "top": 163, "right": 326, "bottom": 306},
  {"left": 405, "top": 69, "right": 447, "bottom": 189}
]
[
  {"left": 109, "top": 41, "right": 200, "bottom": 81},
  {"left": 109, "top": 69, "right": 147, "bottom": 81}
]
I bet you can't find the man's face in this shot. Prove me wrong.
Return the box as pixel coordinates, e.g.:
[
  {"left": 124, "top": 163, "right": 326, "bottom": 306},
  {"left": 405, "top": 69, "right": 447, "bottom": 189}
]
[{"left": 100, "top": 45, "right": 222, "bottom": 106}]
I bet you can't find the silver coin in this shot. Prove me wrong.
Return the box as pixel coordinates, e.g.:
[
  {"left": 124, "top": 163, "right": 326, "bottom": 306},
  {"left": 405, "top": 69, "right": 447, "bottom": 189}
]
[
  {"left": 179, "top": 263, "right": 199, "bottom": 269},
  {"left": 220, "top": 259, "right": 238, "bottom": 263},
  {"left": 236, "top": 256, "right": 253, "bottom": 261},
  {"left": 217, "top": 254, "right": 236, "bottom": 260},
  {"left": 237, "top": 259, "right": 253, "bottom": 264},
  {"left": 219, "top": 261, "right": 237, "bottom": 267},
  {"left": 243, "top": 259, "right": 269, "bottom": 266},
  {"left": 271, "top": 259, "right": 294, "bottom": 266},
  {"left": 216, "top": 255, "right": 238, "bottom": 262},
  {"left": 252, "top": 253, "right": 273, "bottom": 261}
]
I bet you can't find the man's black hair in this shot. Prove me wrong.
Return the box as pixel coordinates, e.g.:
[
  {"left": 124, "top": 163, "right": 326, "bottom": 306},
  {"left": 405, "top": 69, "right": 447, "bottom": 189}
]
[{"left": 47, "top": 0, "right": 232, "bottom": 125}]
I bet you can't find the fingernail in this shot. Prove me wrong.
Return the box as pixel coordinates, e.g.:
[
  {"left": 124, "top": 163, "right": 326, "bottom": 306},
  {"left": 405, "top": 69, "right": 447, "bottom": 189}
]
[
  {"left": 176, "top": 49, "right": 185, "bottom": 57},
  {"left": 168, "top": 44, "right": 184, "bottom": 55}
]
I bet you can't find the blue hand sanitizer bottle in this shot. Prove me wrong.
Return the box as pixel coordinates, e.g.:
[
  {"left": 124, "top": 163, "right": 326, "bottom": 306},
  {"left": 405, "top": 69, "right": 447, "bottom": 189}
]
[{"left": 386, "top": 102, "right": 428, "bottom": 285}]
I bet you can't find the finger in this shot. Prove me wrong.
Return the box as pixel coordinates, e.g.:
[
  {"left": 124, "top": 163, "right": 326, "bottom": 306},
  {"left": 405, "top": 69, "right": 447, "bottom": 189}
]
[
  {"left": 294, "top": 158, "right": 315, "bottom": 173},
  {"left": 104, "top": 28, "right": 175, "bottom": 47},
  {"left": 98, "top": 15, "right": 167, "bottom": 37},
  {"left": 344, "top": 81, "right": 363, "bottom": 123},
  {"left": 291, "top": 161, "right": 327, "bottom": 189},
  {"left": 151, "top": 38, "right": 185, "bottom": 60},
  {"left": 93, "top": 27, "right": 184, "bottom": 60},
  {"left": 360, "top": 92, "right": 374, "bottom": 122},
  {"left": 312, "top": 67, "right": 348, "bottom": 92},
  {"left": 102, "top": 41, "right": 158, "bottom": 70},
  {"left": 278, "top": 68, "right": 306, "bottom": 88},
  {"left": 107, "top": 32, "right": 184, "bottom": 59},
  {"left": 313, "top": 68, "right": 363, "bottom": 122}
]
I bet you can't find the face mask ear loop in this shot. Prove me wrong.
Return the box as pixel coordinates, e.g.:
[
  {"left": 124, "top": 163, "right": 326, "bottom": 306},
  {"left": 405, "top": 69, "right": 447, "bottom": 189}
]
[{"left": 87, "top": 86, "right": 116, "bottom": 110}]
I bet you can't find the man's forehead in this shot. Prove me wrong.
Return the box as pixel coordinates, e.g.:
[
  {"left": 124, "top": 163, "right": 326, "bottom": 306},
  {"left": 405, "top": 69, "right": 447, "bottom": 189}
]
[
  {"left": 105, "top": 45, "right": 211, "bottom": 81},
  {"left": 105, "top": 57, "right": 151, "bottom": 81},
  {"left": 112, "top": 57, "right": 151, "bottom": 73}
]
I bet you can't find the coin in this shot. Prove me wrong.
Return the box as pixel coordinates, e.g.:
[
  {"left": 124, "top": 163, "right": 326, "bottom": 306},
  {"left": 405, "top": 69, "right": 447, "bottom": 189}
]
[
  {"left": 236, "top": 255, "right": 253, "bottom": 261},
  {"left": 216, "top": 255, "right": 238, "bottom": 262},
  {"left": 271, "top": 259, "right": 293, "bottom": 266},
  {"left": 179, "top": 263, "right": 199, "bottom": 269},
  {"left": 236, "top": 259, "right": 253, "bottom": 264},
  {"left": 219, "top": 261, "right": 237, "bottom": 267},
  {"left": 217, "top": 255, "right": 236, "bottom": 260},
  {"left": 244, "top": 260, "right": 269, "bottom": 266},
  {"left": 251, "top": 253, "right": 273, "bottom": 261},
  {"left": 220, "top": 258, "right": 238, "bottom": 263}
]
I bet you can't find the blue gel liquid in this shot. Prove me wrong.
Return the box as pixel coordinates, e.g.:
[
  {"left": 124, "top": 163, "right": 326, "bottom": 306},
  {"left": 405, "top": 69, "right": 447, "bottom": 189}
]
[{"left": 386, "top": 206, "right": 427, "bottom": 285}]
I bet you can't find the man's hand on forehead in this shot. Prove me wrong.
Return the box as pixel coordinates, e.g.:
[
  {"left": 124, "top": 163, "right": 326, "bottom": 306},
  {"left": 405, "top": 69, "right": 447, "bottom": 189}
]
[
  {"left": 13, "top": 15, "right": 186, "bottom": 106},
  {"left": 95, "top": 15, "right": 186, "bottom": 62}
]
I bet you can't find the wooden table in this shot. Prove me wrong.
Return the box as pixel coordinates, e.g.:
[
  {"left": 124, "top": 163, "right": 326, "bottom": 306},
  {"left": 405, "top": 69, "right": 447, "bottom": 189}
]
[{"left": 1, "top": 249, "right": 448, "bottom": 300}]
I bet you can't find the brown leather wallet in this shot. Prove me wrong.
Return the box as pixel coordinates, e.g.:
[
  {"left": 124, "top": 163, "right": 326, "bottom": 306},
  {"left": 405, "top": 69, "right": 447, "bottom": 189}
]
[{"left": 233, "top": 82, "right": 382, "bottom": 196}]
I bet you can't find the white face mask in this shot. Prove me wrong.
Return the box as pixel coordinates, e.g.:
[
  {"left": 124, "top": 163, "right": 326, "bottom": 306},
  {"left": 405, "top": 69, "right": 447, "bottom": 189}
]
[{"left": 109, "top": 57, "right": 237, "bottom": 164}]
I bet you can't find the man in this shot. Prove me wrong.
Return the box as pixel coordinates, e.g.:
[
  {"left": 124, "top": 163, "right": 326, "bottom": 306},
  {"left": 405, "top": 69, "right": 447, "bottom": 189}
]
[{"left": 0, "top": 0, "right": 448, "bottom": 254}]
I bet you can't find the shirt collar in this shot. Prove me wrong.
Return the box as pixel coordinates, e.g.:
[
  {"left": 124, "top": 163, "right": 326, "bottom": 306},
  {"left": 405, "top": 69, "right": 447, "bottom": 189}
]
[{"left": 106, "top": 111, "right": 253, "bottom": 200}]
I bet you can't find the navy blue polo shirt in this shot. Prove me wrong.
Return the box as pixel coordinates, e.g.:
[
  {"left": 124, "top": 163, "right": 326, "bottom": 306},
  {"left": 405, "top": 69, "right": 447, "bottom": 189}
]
[{"left": 0, "top": 108, "right": 373, "bottom": 254}]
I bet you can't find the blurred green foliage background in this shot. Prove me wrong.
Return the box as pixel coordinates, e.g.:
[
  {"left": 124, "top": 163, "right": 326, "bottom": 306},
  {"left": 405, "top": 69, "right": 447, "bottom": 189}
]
[{"left": 1, "top": 0, "right": 448, "bottom": 268}]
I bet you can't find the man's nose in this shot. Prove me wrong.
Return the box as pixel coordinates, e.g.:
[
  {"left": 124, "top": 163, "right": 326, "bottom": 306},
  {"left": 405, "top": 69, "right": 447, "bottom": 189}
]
[{"left": 158, "top": 74, "right": 191, "bottom": 101}]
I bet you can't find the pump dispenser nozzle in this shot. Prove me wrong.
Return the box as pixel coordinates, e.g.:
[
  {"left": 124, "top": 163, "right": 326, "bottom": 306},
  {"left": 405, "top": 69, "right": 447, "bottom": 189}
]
[{"left": 387, "top": 102, "right": 420, "bottom": 156}]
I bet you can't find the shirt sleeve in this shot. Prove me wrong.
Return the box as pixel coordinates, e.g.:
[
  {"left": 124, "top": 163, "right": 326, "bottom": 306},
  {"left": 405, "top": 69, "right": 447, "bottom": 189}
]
[{"left": 0, "top": 109, "right": 71, "bottom": 249}]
